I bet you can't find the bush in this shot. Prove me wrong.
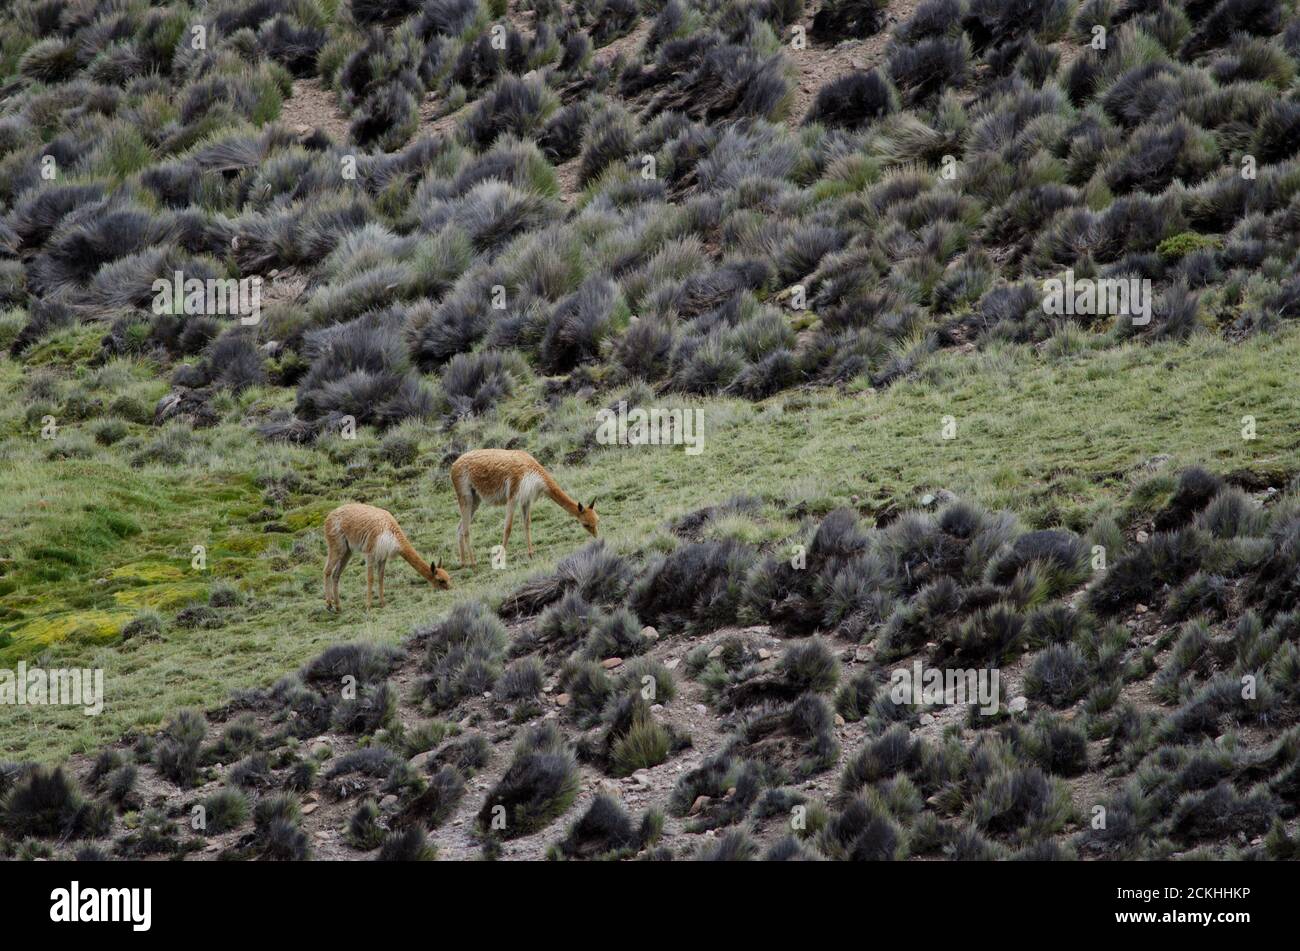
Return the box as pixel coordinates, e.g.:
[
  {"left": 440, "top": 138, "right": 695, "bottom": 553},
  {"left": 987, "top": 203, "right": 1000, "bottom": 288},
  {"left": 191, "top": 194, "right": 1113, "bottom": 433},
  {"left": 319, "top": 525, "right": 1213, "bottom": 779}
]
[{"left": 477, "top": 722, "right": 580, "bottom": 839}]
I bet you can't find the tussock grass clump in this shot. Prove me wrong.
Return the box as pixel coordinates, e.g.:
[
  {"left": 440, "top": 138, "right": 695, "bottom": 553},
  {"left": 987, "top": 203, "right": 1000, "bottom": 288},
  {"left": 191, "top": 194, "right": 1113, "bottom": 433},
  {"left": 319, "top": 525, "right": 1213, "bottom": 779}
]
[
  {"left": 500, "top": 541, "right": 633, "bottom": 617},
  {"left": 0, "top": 767, "right": 111, "bottom": 840},
  {"left": 478, "top": 722, "right": 580, "bottom": 839},
  {"left": 154, "top": 709, "right": 208, "bottom": 787},
  {"left": 398, "top": 766, "right": 466, "bottom": 829},
  {"left": 631, "top": 538, "right": 753, "bottom": 635},
  {"left": 201, "top": 788, "right": 251, "bottom": 834},
  {"left": 549, "top": 793, "right": 663, "bottom": 860},
  {"left": 377, "top": 827, "right": 438, "bottom": 860},
  {"left": 418, "top": 600, "right": 509, "bottom": 709}
]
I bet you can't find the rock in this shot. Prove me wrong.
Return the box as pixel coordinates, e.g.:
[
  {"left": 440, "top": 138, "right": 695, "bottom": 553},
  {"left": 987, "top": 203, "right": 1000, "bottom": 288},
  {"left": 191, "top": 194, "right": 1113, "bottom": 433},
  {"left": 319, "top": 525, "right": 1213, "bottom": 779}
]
[
  {"left": 1136, "top": 530, "right": 1149, "bottom": 543},
  {"left": 1135, "top": 603, "right": 1149, "bottom": 614},
  {"left": 641, "top": 626, "right": 659, "bottom": 643},
  {"left": 834, "top": 713, "right": 846, "bottom": 727},
  {"left": 631, "top": 771, "right": 652, "bottom": 789},
  {"left": 757, "top": 648, "right": 771, "bottom": 660},
  {"left": 650, "top": 704, "right": 664, "bottom": 713},
  {"left": 1008, "top": 696, "right": 1028, "bottom": 714},
  {"left": 707, "top": 644, "right": 724, "bottom": 659},
  {"left": 302, "top": 803, "right": 319, "bottom": 815},
  {"left": 695, "top": 704, "right": 708, "bottom": 715},
  {"left": 409, "top": 751, "right": 434, "bottom": 770},
  {"left": 664, "top": 658, "right": 680, "bottom": 670},
  {"left": 920, "top": 713, "right": 936, "bottom": 726},
  {"left": 854, "top": 645, "right": 872, "bottom": 662},
  {"left": 600, "top": 657, "right": 623, "bottom": 669},
  {"left": 689, "top": 795, "right": 712, "bottom": 816},
  {"left": 379, "top": 795, "right": 398, "bottom": 811},
  {"left": 725, "top": 786, "right": 737, "bottom": 798},
  {"left": 554, "top": 693, "right": 571, "bottom": 707}
]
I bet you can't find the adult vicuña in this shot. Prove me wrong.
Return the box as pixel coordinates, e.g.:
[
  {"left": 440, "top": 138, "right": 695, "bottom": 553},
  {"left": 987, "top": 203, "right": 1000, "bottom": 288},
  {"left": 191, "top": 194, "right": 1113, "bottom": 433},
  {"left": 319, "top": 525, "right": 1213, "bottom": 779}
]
[
  {"left": 323, "top": 503, "right": 451, "bottom": 611},
  {"left": 450, "top": 449, "right": 598, "bottom": 565}
]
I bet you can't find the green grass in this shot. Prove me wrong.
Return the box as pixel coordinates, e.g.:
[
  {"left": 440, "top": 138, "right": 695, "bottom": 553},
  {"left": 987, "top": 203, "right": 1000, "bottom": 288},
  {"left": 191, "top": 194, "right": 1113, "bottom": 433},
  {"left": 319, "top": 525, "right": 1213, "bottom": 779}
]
[{"left": 2, "top": 325, "right": 1298, "bottom": 762}]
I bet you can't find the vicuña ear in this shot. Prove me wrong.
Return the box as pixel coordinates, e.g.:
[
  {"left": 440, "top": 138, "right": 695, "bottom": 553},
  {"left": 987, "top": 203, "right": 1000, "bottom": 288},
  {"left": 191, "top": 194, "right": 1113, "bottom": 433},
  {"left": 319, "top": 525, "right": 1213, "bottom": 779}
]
[
  {"left": 589, "top": 498, "right": 598, "bottom": 510},
  {"left": 577, "top": 502, "right": 585, "bottom": 513}
]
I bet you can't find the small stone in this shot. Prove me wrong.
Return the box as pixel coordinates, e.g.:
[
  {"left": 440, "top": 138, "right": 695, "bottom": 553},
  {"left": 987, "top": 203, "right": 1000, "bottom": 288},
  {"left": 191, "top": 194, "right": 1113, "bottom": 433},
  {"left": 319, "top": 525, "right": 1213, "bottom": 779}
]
[
  {"left": 920, "top": 493, "right": 936, "bottom": 507},
  {"left": 302, "top": 803, "right": 319, "bottom": 815},
  {"left": 600, "top": 657, "right": 623, "bottom": 669},
  {"left": 1008, "top": 696, "right": 1028, "bottom": 714},
  {"left": 379, "top": 795, "right": 398, "bottom": 810},
  {"left": 631, "top": 771, "right": 652, "bottom": 789},
  {"left": 664, "top": 658, "right": 680, "bottom": 670},
  {"left": 834, "top": 714, "right": 846, "bottom": 727},
  {"left": 920, "top": 713, "right": 936, "bottom": 726},
  {"left": 725, "top": 786, "right": 737, "bottom": 798},
  {"left": 650, "top": 704, "right": 664, "bottom": 713},
  {"left": 1135, "top": 603, "right": 1149, "bottom": 614},
  {"left": 757, "top": 648, "right": 771, "bottom": 660},
  {"left": 641, "top": 626, "right": 659, "bottom": 643},
  {"left": 554, "top": 693, "right": 571, "bottom": 707},
  {"left": 408, "top": 751, "right": 434, "bottom": 770},
  {"left": 695, "top": 704, "right": 708, "bottom": 715},
  {"left": 1136, "top": 530, "right": 1150, "bottom": 543},
  {"left": 854, "top": 645, "right": 872, "bottom": 662},
  {"left": 707, "top": 644, "right": 724, "bottom": 659},
  {"left": 688, "top": 795, "right": 712, "bottom": 816}
]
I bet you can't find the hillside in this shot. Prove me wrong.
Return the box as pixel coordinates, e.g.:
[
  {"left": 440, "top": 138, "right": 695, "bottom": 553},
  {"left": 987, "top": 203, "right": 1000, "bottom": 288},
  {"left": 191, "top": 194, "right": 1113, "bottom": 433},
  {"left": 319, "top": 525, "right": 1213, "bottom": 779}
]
[{"left": 1, "top": 0, "right": 1300, "bottom": 861}]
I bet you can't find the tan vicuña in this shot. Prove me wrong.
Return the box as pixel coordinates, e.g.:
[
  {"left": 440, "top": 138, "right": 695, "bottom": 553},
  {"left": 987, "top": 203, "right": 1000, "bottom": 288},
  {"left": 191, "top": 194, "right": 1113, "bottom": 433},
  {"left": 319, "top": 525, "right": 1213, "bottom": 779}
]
[
  {"left": 323, "top": 503, "right": 451, "bottom": 611},
  {"left": 450, "top": 449, "right": 599, "bottom": 566}
]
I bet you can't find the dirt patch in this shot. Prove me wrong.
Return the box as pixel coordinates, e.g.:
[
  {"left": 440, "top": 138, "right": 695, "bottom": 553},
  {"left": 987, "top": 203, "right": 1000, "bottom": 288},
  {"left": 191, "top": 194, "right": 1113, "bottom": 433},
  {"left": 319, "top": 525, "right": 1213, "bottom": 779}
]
[
  {"left": 280, "top": 78, "right": 352, "bottom": 145},
  {"left": 594, "top": 20, "right": 652, "bottom": 69},
  {"left": 786, "top": 0, "right": 918, "bottom": 125}
]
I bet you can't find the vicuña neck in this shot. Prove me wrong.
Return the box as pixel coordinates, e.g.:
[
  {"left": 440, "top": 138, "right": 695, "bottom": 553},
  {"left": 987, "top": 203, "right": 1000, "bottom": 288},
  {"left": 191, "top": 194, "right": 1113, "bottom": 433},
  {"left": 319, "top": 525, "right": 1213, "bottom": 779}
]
[
  {"left": 542, "top": 470, "right": 581, "bottom": 518},
  {"left": 397, "top": 536, "right": 432, "bottom": 580}
]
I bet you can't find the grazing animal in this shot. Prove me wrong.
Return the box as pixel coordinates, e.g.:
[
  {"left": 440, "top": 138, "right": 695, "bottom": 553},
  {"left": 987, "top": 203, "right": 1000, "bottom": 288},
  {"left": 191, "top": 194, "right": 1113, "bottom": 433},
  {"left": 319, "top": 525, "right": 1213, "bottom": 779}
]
[
  {"left": 323, "top": 503, "right": 451, "bottom": 611},
  {"left": 450, "top": 449, "right": 598, "bottom": 565}
]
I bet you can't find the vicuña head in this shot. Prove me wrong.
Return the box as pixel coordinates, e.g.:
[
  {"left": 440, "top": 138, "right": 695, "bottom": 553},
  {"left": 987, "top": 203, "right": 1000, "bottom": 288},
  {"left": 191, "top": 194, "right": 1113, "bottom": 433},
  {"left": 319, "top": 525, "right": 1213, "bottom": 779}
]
[
  {"left": 577, "top": 498, "right": 599, "bottom": 537},
  {"left": 323, "top": 503, "right": 451, "bottom": 612},
  {"left": 450, "top": 448, "right": 601, "bottom": 566}
]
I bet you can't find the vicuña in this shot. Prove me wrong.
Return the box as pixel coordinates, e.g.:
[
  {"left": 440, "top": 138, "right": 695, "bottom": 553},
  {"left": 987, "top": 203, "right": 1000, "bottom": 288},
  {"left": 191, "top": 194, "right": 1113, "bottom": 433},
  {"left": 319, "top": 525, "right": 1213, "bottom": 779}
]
[
  {"left": 450, "top": 449, "right": 599, "bottom": 565},
  {"left": 323, "top": 503, "right": 451, "bottom": 611}
]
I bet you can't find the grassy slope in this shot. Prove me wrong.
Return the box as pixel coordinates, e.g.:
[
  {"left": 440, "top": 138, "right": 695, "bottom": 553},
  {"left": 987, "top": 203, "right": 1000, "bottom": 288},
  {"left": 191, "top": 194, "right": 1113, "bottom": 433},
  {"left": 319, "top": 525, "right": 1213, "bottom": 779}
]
[{"left": 2, "top": 322, "right": 1297, "bottom": 762}]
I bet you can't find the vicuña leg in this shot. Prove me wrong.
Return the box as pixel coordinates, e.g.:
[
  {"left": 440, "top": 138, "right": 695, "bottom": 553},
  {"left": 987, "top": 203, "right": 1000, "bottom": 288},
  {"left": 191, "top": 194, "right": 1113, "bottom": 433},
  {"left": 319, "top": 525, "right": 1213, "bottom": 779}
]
[{"left": 502, "top": 495, "right": 516, "bottom": 552}]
